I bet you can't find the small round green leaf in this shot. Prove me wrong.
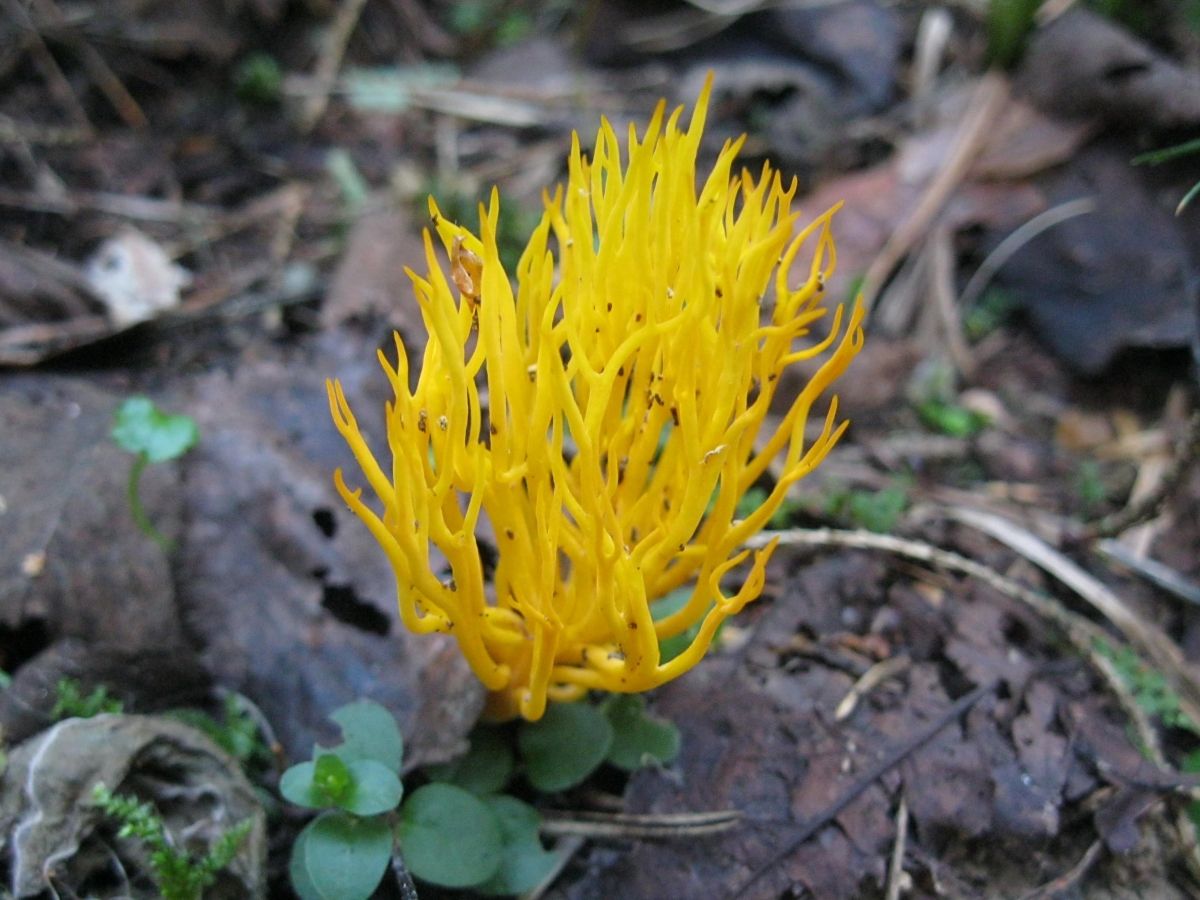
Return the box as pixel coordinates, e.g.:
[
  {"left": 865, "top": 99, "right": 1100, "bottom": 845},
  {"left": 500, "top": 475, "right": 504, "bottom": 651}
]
[
  {"left": 288, "top": 824, "right": 320, "bottom": 899},
  {"left": 291, "top": 811, "right": 392, "bottom": 900},
  {"left": 325, "top": 699, "right": 403, "bottom": 773},
  {"left": 397, "top": 783, "right": 503, "bottom": 888},
  {"left": 343, "top": 759, "right": 403, "bottom": 815},
  {"left": 425, "top": 725, "right": 514, "bottom": 795},
  {"left": 603, "top": 695, "right": 681, "bottom": 771},
  {"left": 476, "top": 795, "right": 558, "bottom": 896},
  {"left": 111, "top": 397, "right": 199, "bottom": 463},
  {"left": 280, "top": 761, "right": 327, "bottom": 809},
  {"left": 517, "top": 702, "right": 613, "bottom": 792}
]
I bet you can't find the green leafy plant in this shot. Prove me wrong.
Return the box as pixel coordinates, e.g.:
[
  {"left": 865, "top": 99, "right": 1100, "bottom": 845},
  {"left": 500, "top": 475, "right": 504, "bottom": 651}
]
[
  {"left": 283, "top": 699, "right": 564, "bottom": 897},
  {"left": 601, "top": 695, "right": 682, "bottom": 771},
  {"left": 284, "top": 695, "right": 681, "bottom": 897},
  {"left": 111, "top": 396, "right": 199, "bottom": 550},
  {"left": 1073, "top": 459, "right": 1113, "bottom": 516},
  {"left": 1183, "top": 749, "right": 1200, "bottom": 832},
  {"left": 52, "top": 677, "right": 123, "bottom": 720},
  {"left": 908, "top": 360, "right": 990, "bottom": 438},
  {"left": 91, "top": 783, "right": 251, "bottom": 900},
  {"left": 170, "top": 693, "right": 273, "bottom": 772},
  {"left": 234, "top": 52, "right": 283, "bottom": 105},
  {"left": 282, "top": 700, "right": 405, "bottom": 900},
  {"left": 447, "top": 0, "right": 533, "bottom": 47},
  {"left": 916, "top": 399, "right": 990, "bottom": 438},
  {"left": 823, "top": 481, "right": 911, "bottom": 534},
  {"left": 964, "top": 286, "right": 1018, "bottom": 342},
  {"left": 1097, "top": 639, "right": 1200, "bottom": 735},
  {"left": 327, "top": 149, "right": 370, "bottom": 215}
]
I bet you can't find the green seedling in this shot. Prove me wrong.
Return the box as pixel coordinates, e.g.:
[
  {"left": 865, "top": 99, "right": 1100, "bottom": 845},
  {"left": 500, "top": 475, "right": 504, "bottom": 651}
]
[
  {"left": 425, "top": 725, "right": 515, "bottom": 795},
  {"left": 286, "top": 694, "right": 681, "bottom": 897},
  {"left": 916, "top": 399, "right": 990, "bottom": 438},
  {"left": 601, "top": 695, "right": 682, "bottom": 772},
  {"left": 91, "top": 783, "right": 251, "bottom": 900},
  {"left": 234, "top": 52, "right": 283, "bottom": 105},
  {"left": 1183, "top": 749, "right": 1200, "bottom": 833},
  {"left": 964, "top": 287, "right": 1017, "bottom": 342},
  {"left": 1073, "top": 459, "right": 1112, "bottom": 517},
  {"left": 824, "top": 482, "right": 910, "bottom": 534},
  {"left": 516, "top": 702, "right": 613, "bottom": 793},
  {"left": 111, "top": 396, "right": 199, "bottom": 551},
  {"left": 327, "top": 149, "right": 370, "bottom": 216},
  {"left": 908, "top": 360, "right": 990, "bottom": 438},
  {"left": 283, "top": 699, "right": 560, "bottom": 897},
  {"left": 52, "top": 677, "right": 123, "bottom": 720},
  {"left": 282, "top": 700, "right": 405, "bottom": 900},
  {"left": 1096, "top": 639, "right": 1200, "bottom": 736},
  {"left": 448, "top": 0, "right": 533, "bottom": 47}
]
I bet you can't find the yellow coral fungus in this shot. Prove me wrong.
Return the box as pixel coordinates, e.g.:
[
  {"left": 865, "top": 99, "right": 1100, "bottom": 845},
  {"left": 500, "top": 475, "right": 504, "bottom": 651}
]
[{"left": 327, "top": 77, "right": 864, "bottom": 721}]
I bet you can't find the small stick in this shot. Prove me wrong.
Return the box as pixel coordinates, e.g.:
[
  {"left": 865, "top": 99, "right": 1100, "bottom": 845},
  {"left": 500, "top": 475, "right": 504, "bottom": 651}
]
[
  {"left": 540, "top": 808, "right": 742, "bottom": 840},
  {"left": 928, "top": 224, "right": 975, "bottom": 377},
  {"left": 299, "top": 0, "right": 370, "bottom": 132},
  {"left": 860, "top": 72, "right": 1008, "bottom": 313},
  {"left": 835, "top": 654, "right": 911, "bottom": 722},
  {"left": 389, "top": 851, "right": 420, "bottom": 900},
  {"left": 1095, "top": 539, "right": 1200, "bottom": 608},
  {"left": 884, "top": 795, "right": 910, "bottom": 900},
  {"left": 33, "top": 0, "right": 147, "bottom": 127}
]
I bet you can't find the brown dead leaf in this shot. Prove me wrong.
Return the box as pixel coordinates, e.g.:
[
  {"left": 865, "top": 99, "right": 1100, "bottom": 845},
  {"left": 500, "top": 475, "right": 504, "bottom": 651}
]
[
  {"left": 176, "top": 333, "right": 484, "bottom": 766},
  {"left": 985, "top": 144, "right": 1196, "bottom": 374},
  {"left": 1019, "top": 8, "right": 1200, "bottom": 129},
  {"left": 0, "top": 376, "right": 185, "bottom": 656},
  {"left": 0, "top": 638, "right": 210, "bottom": 745},
  {"left": 970, "top": 97, "right": 1097, "bottom": 181},
  {"left": 944, "top": 589, "right": 1035, "bottom": 695}
]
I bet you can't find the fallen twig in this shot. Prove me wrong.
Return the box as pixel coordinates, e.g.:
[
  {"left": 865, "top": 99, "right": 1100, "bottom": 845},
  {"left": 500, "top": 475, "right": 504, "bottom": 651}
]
[
  {"left": 1017, "top": 838, "right": 1104, "bottom": 900},
  {"left": 835, "top": 654, "right": 911, "bottom": 722},
  {"left": 540, "top": 808, "right": 742, "bottom": 840},
  {"left": 884, "top": 795, "right": 910, "bottom": 900},
  {"left": 860, "top": 71, "right": 1009, "bottom": 313},
  {"left": 299, "top": 0, "right": 371, "bottom": 132}
]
